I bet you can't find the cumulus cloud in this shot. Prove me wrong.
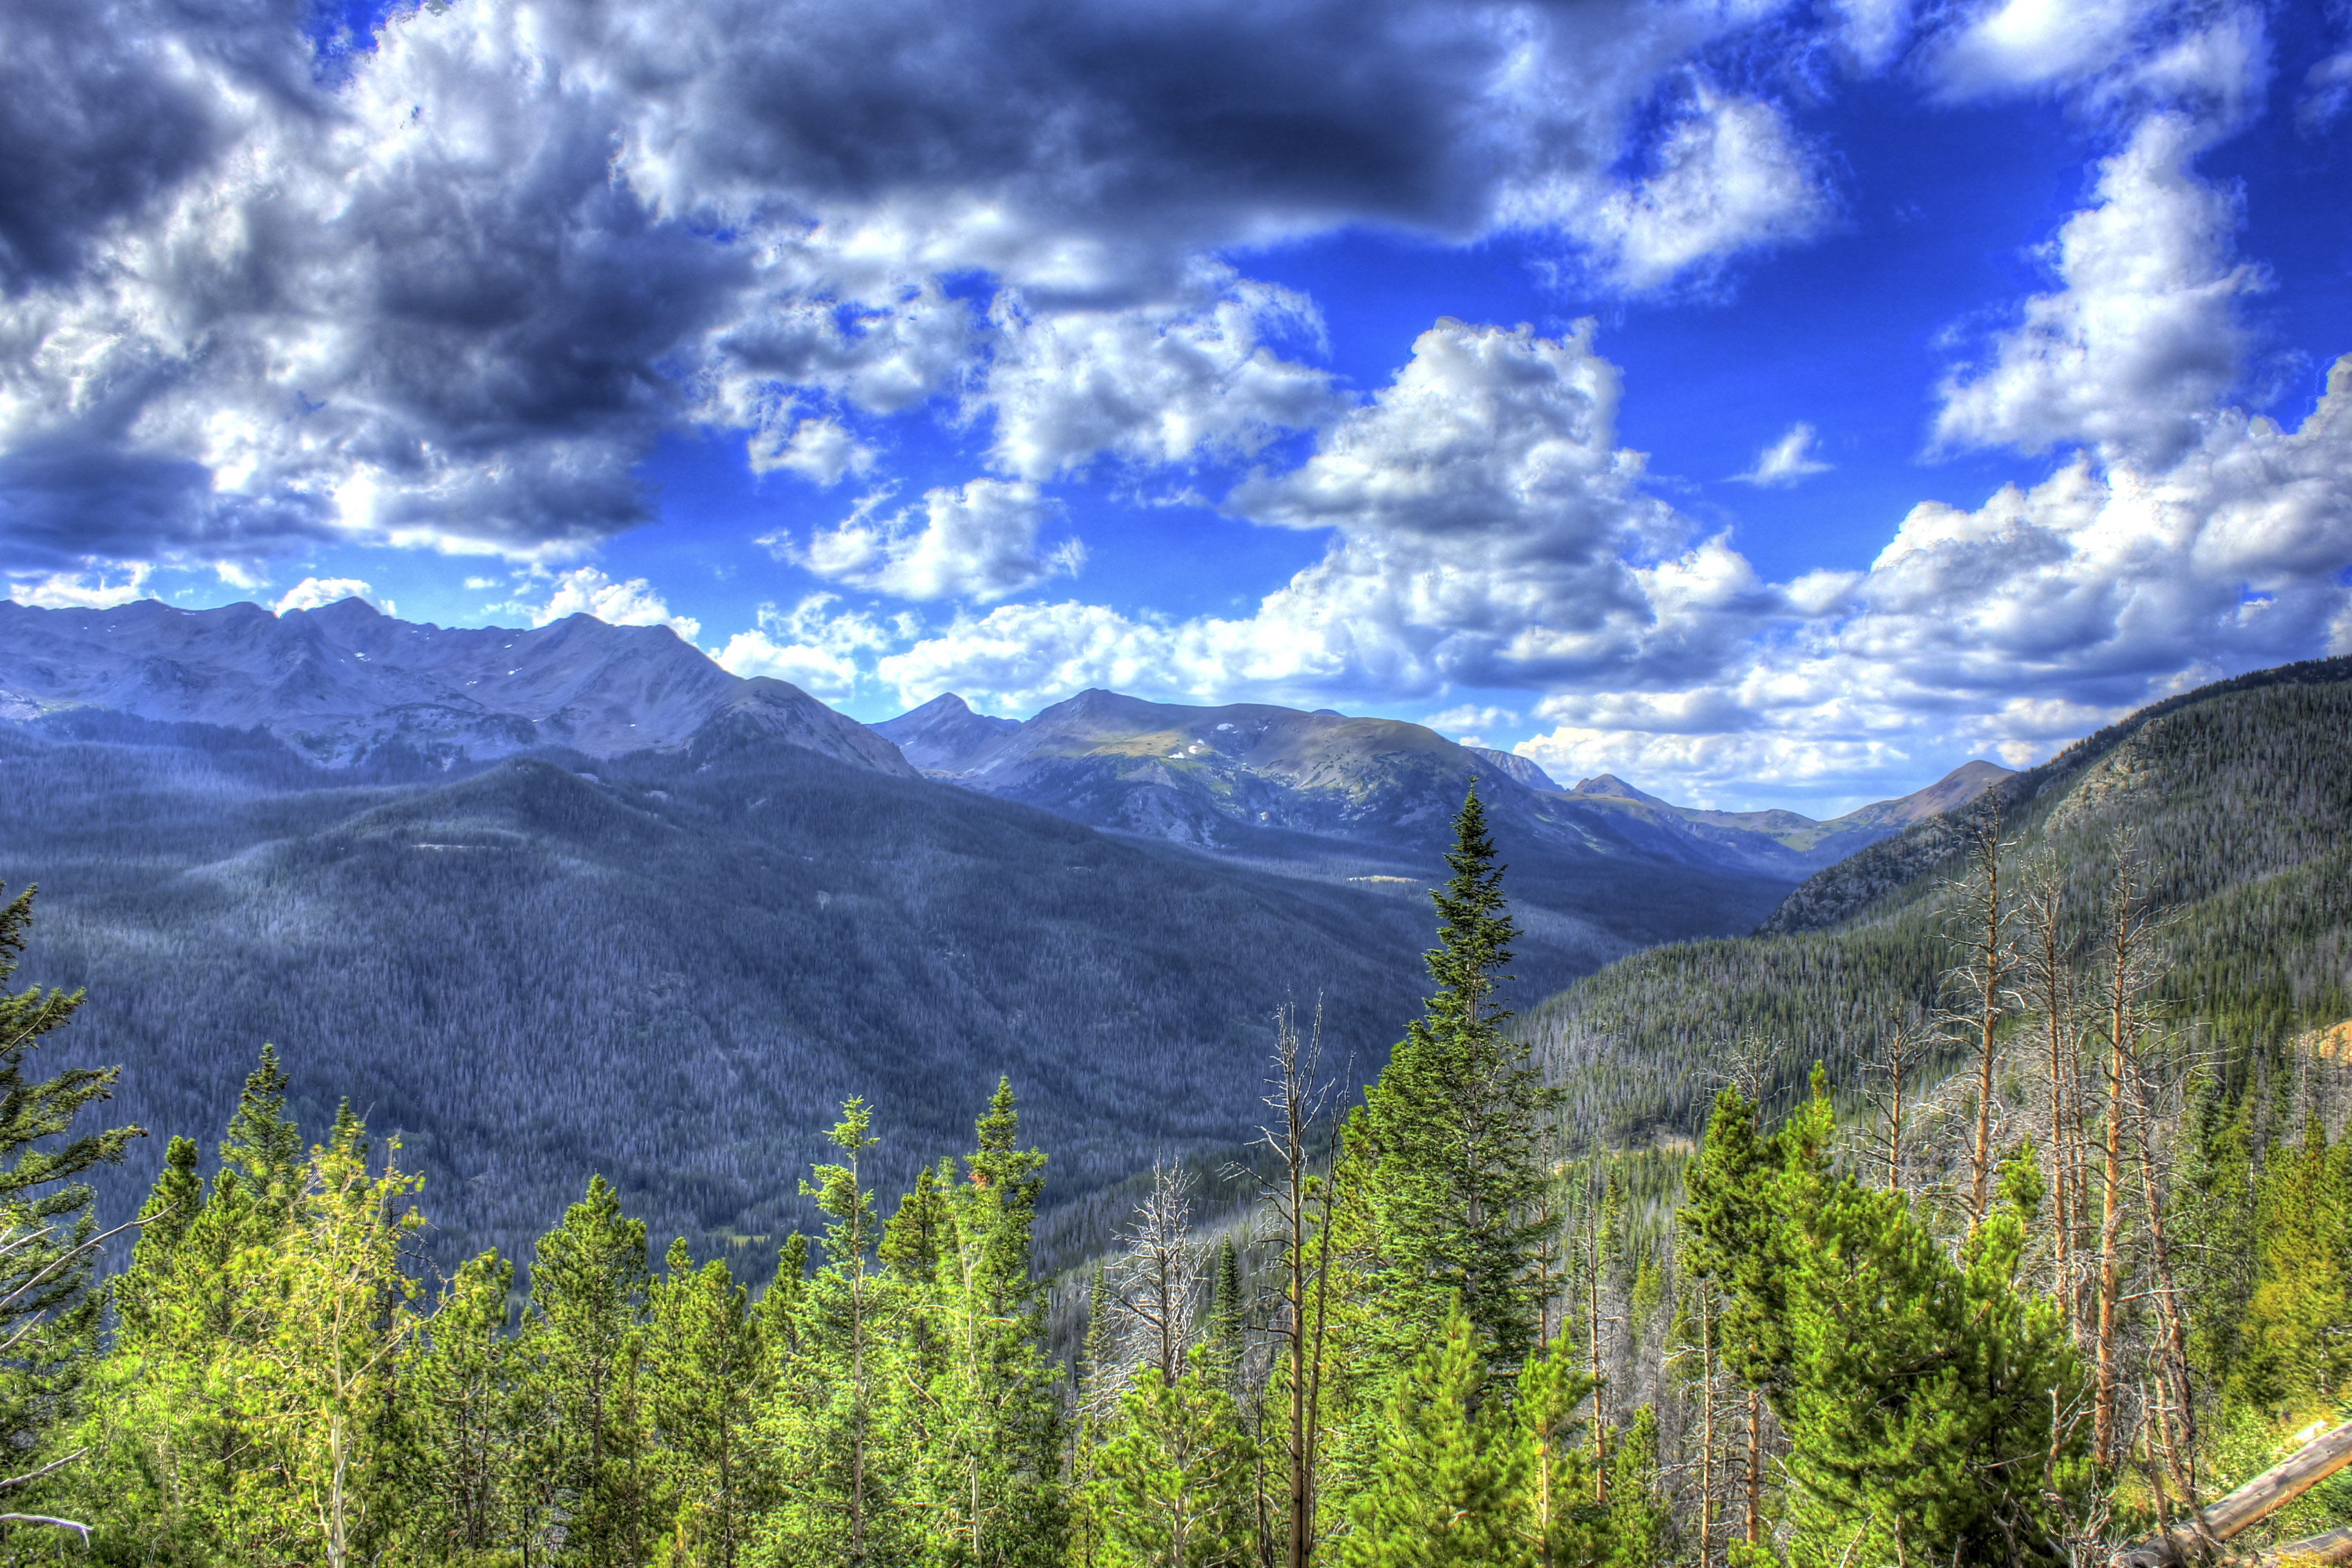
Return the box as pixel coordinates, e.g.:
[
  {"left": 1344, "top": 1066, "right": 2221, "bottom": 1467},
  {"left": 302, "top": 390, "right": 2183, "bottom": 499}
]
[
  {"left": 879, "top": 319, "right": 1801, "bottom": 709},
  {"left": 0, "top": 0, "right": 1851, "bottom": 573},
  {"left": 799, "top": 479, "right": 1079, "bottom": 602},
  {"left": 1565, "top": 92, "right": 1834, "bottom": 294},
  {"left": 1734, "top": 423, "right": 1832, "bottom": 486},
  {"left": 274, "top": 577, "right": 380, "bottom": 615},
  {"left": 5, "top": 561, "right": 155, "bottom": 609},
  {"left": 1520, "top": 354, "right": 2352, "bottom": 807},
  {"left": 982, "top": 268, "right": 1341, "bottom": 479},
  {"left": 521, "top": 568, "right": 702, "bottom": 641},
  {"left": 1933, "top": 113, "right": 2262, "bottom": 464},
  {"left": 714, "top": 595, "right": 903, "bottom": 700}
]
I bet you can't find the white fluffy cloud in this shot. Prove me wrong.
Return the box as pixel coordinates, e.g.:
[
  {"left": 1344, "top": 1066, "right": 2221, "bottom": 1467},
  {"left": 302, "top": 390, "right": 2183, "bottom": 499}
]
[
  {"left": 878, "top": 318, "right": 1799, "bottom": 709},
  {"left": 274, "top": 577, "right": 380, "bottom": 615},
  {"left": 1520, "top": 353, "right": 2352, "bottom": 807},
  {"left": 522, "top": 568, "right": 702, "bottom": 642},
  {"left": 1734, "top": 423, "right": 1831, "bottom": 486},
  {"left": 1934, "top": 113, "right": 2262, "bottom": 464},
  {"left": 6, "top": 561, "right": 154, "bottom": 609},
  {"left": 982, "top": 268, "right": 1341, "bottom": 480},
  {"left": 798, "top": 479, "right": 1080, "bottom": 602},
  {"left": 715, "top": 595, "right": 903, "bottom": 700},
  {"left": 1568, "top": 93, "right": 1834, "bottom": 295}
]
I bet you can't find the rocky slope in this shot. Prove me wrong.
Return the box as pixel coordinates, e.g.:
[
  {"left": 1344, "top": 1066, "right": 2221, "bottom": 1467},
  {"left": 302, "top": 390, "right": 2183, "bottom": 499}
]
[{"left": 0, "top": 597, "right": 912, "bottom": 776}]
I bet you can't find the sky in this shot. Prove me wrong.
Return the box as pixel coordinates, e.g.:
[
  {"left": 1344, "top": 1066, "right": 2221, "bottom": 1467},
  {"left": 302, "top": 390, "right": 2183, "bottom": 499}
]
[{"left": 3, "top": 0, "right": 2349, "bottom": 813}]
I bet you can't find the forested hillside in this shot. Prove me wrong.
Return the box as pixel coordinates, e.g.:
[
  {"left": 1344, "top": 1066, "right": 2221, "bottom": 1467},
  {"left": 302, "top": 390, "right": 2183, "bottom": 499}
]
[{"left": 1524, "top": 655, "right": 2352, "bottom": 1140}]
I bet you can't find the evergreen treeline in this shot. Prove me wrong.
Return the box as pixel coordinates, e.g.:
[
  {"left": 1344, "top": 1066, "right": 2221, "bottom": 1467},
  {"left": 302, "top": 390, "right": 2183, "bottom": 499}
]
[
  {"left": 6, "top": 743, "right": 2352, "bottom": 1562},
  {"left": 1528, "top": 665, "right": 2352, "bottom": 1140}
]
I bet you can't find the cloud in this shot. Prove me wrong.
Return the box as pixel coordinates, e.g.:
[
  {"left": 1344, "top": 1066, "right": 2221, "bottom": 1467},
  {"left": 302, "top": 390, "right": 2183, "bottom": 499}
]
[
  {"left": 1933, "top": 113, "right": 2262, "bottom": 465},
  {"left": 5, "top": 560, "right": 154, "bottom": 609},
  {"left": 799, "top": 479, "right": 1079, "bottom": 602},
  {"left": 522, "top": 568, "right": 702, "bottom": 641},
  {"left": 1565, "top": 91, "right": 1834, "bottom": 295},
  {"left": 1425, "top": 703, "right": 1521, "bottom": 738},
  {"left": 714, "top": 595, "right": 902, "bottom": 699},
  {"left": 274, "top": 577, "right": 380, "bottom": 615},
  {"left": 1520, "top": 353, "right": 2352, "bottom": 807},
  {"left": 982, "top": 267, "right": 1341, "bottom": 479},
  {"left": 0, "top": 0, "right": 1846, "bottom": 571},
  {"left": 881, "top": 318, "right": 1801, "bottom": 709},
  {"left": 1734, "top": 423, "right": 1832, "bottom": 486}
]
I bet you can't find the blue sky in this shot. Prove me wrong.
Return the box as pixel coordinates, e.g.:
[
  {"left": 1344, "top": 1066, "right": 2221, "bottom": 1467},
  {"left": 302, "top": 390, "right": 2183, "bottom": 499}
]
[{"left": 3, "top": 0, "right": 2349, "bottom": 812}]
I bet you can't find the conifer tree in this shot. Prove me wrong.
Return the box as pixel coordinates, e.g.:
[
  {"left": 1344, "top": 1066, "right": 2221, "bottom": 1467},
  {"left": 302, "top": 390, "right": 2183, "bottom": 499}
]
[
  {"left": 228, "top": 1105, "right": 426, "bottom": 1568},
  {"left": 1198, "top": 1236, "right": 1245, "bottom": 1392},
  {"left": 769, "top": 1098, "right": 910, "bottom": 1567},
  {"left": 1094, "top": 1368, "right": 1256, "bottom": 1568},
  {"left": 2229, "top": 1116, "right": 2351, "bottom": 1414},
  {"left": 1339, "top": 1300, "right": 1528, "bottom": 1568},
  {"left": 519, "top": 1173, "right": 653, "bottom": 1567},
  {"left": 649, "top": 1239, "right": 771, "bottom": 1568},
  {"left": 408, "top": 1249, "right": 520, "bottom": 1558},
  {"left": 0, "top": 881, "right": 144, "bottom": 1541},
  {"left": 1357, "top": 784, "right": 1558, "bottom": 1374},
  {"left": 930, "top": 1078, "right": 1067, "bottom": 1567}
]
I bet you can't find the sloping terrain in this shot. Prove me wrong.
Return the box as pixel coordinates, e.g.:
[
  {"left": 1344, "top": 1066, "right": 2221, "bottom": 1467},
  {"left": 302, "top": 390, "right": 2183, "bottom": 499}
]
[
  {"left": 1, "top": 709, "right": 1462, "bottom": 1276},
  {"left": 883, "top": 687, "right": 2004, "bottom": 883},
  {"left": 1522, "top": 657, "right": 2352, "bottom": 1142},
  {"left": 0, "top": 597, "right": 910, "bottom": 774}
]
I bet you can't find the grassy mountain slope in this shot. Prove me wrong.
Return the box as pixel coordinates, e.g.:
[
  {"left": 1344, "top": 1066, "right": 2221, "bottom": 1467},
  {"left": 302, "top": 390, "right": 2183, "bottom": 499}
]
[{"left": 1522, "top": 656, "right": 2352, "bottom": 1142}]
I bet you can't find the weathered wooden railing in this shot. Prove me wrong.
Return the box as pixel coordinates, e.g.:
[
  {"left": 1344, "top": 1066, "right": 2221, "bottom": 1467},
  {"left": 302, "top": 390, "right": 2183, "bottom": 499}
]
[{"left": 2114, "top": 1420, "right": 2352, "bottom": 1566}]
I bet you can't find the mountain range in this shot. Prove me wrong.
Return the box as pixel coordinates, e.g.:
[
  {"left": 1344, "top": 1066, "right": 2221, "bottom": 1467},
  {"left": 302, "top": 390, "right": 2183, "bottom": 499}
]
[{"left": 0, "top": 597, "right": 2011, "bottom": 1271}]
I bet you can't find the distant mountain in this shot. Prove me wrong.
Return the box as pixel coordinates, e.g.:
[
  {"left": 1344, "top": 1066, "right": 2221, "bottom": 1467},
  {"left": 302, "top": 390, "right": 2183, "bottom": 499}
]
[
  {"left": 871, "top": 693, "right": 1021, "bottom": 772},
  {"left": 1524, "top": 656, "right": 2352, "bottom": 1142},
  {"left": 877, "top": 689, "right": 2007, "bottom": 887},
  {"left": 0, "top": 597, "right": 912, "bottom": 776},
  {"left": 1468, "top": 747, "right": 1564, "bottom": 793}
]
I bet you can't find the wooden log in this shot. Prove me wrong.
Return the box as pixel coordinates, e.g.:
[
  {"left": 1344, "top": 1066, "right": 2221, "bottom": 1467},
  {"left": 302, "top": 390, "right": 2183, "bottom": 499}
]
[
  {"left": 2248, "top": 1524, "right": 2352, "bottom": 1565},
  {"left": 2114, "top": 1422, "right": 2352, "bottom": 1567}
]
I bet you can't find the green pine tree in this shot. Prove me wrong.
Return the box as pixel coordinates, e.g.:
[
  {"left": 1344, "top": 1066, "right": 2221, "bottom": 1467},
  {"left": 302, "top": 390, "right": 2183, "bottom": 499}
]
[
  {"left": 650, "top": 1239, "right": 772, "bottom": 1568},
  {"left": 0, "top": 881, "right": 145, "bottom": 1539},
  {"left": 2230, "top": 1116, "right": 2352, "bottom": 1416},
  {"left": 1093, "top": 1368, "right": 1256, "bottom": 1568},
  {"left": 928, "top": 1078, "right": 1067, "bottom": 1567},
  {"left": 767, "top": 1098, "right": 911, "bottom": 1568},
  {"left": 407, "top": 1249, "right": 520, "bottom": 1559},
  {"left": 1339, "top": 1299, "right": 1530, "bottom": 1568},
  {"left": 1355, "top": 784, "right": 1559, "bottom": 1377},
  {"left": 519, "top": 1174, "right": 653, "bottom": 1567}
]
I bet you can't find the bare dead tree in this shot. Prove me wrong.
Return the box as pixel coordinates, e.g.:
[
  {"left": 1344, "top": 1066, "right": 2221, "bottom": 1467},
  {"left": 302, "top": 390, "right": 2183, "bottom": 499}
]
[
  {"left": 1111, "top": 1162, "right": 1203, "bottom": 1386},
  {"left": 1938, "top": 802, "right": 2017, "bottom": 1229},
  {"left": 2091, "top": 828, "right": 2167, "bottom": 1471},
  {"left": 2011, "top": 862, "right": 2088, "bottom": 1321},
  {"left": 1859, "top": 1017, "right": 1934, "bottom": 1192},
  {"left": 1239, "top": 997, "right": 1346, "bottom": 1568}
]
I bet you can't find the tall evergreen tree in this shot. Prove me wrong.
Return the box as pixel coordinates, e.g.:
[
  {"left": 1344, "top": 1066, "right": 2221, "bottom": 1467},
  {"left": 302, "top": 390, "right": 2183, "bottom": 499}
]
[
  {"left": 2229, "top": 1116, "right": 2351, "bottom": 1415},
  {"left": 406, "top": 1249, "right": 519, "bottom": 1560},
  {"left": 0, "top": 881, "right": 144, "bottom": 1540},
  {"left": 649, "top": 1239, "right": 771, "bottom": 1568},
  {"left": 769, "top": 1098, "right": 909, "bottom": 1568},
  {"left": 519, "top": 1174, "right": 653, "bottom": 1567},
  {"left": 1357, "top": 784, "right": 1558, "bottom": 1373},
  {"left": 930, "top": 1078, "right": 1067, "bottom": 1567}
]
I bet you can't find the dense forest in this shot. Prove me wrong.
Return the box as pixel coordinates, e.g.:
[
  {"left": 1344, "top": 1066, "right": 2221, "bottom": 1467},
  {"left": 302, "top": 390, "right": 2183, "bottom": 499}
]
[{"left": 2, "top": 662, "right": 2351, "bottom": 1563}]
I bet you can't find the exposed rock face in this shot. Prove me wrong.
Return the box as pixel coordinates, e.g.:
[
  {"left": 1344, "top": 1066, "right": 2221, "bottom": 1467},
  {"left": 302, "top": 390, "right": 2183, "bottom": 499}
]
[
  {"left": 0, "top": 597, "right": 917, "bottom": 776},
  {"left": 870, "top": 693, "right": 1020, "bottom": 773}
]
